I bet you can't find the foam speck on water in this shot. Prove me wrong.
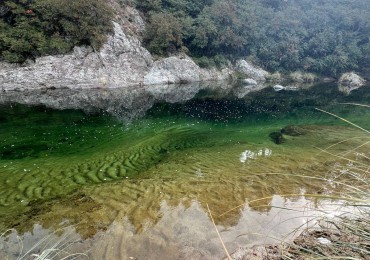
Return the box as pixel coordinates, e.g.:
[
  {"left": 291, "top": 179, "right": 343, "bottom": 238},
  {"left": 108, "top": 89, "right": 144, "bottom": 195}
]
[{"left": 240, "top": 150, "right": 255, "bottom": 163}]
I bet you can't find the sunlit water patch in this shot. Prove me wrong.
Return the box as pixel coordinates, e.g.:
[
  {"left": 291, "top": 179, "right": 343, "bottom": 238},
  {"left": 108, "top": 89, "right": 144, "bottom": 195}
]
[{"left": 0, "top": 82, "right": 369, "bottom": 259}]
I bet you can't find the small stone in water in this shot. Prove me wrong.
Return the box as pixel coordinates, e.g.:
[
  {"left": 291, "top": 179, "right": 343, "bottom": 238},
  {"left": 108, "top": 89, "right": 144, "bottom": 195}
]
[{"left": 317, "top": 237, "right": 331, "bottom": 245}]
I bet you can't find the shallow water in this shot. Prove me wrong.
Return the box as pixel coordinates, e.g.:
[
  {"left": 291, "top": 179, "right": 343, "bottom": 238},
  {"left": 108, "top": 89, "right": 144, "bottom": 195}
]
[{"left": 0, "top": 82, "right": 369, "bottom": 259}]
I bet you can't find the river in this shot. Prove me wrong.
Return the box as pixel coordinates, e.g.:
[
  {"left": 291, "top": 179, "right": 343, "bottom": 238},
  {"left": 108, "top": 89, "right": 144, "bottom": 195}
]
[{"left": 0, "top": 82, "right": 369, "bottom": 259}]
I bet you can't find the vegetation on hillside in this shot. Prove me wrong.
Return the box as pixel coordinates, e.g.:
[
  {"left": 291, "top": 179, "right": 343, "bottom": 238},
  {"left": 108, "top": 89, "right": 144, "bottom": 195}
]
[
  {"left": 0, "top": 0, "right": 113, "bottom": 63},
  {"left": 136, "top": 0, "right": 370, "bottom": 76},
  {"left": 1, "top": 0, "right": 370, "bottom": 77}
]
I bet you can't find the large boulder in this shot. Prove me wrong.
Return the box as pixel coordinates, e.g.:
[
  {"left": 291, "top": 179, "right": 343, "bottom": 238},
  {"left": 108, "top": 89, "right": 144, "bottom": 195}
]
[
  {"left": 338, "top": 72, "right": 366, "bottom": 94},
  {"left": 235, "top": 59, "right": 269, "bottom": 81},
  {"left": 143, "top": 56, "right": 200, "bottom": 85}
]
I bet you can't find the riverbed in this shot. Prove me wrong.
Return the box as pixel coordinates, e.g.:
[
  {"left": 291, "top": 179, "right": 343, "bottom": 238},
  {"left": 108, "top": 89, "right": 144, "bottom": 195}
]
[{"left": 0, "top": 82, "right": 369, "bottom": 259}]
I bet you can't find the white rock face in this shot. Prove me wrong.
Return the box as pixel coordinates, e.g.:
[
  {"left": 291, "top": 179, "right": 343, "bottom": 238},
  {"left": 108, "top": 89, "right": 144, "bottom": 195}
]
[
  {"left": 338, "top": 72, "right": 366, "bottom": 94},
  {"left": 0, "top": 21, "right": 152, "bottom": 91},
  {"left": 0, "top": 20, "right": 235, "bottom": 91},
  {"left": 199, "top": 67, "right": 234, "bottom": 82},
  {"left": 235, "top": 59, "right": 269, "bottom": 81},
  {"left": 144, "top": 56, "right": 200, "bottom": 85}
]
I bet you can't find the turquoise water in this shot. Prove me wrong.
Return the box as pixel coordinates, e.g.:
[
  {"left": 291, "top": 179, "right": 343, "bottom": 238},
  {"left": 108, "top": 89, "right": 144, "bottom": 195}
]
[{"left": 0, "top": 82, "right": 369, "bottom": 258}]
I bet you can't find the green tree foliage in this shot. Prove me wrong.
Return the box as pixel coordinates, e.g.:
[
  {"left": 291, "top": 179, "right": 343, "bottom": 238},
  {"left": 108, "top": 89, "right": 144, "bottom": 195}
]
[
  {"left": 0, "top": 0, "right": 113, "bottom": 63},
  {"left": 136, "top": 0, "right": 370, "bottom": 76},
  {"left": 144, "top": 12, "right": 183, "bottom": 55}
]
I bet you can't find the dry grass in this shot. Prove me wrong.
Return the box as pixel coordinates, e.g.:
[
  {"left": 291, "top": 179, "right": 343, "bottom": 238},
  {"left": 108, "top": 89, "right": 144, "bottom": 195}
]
[
  {"left": 220, "top": 105, "right": 370, "bottom": 259},
  {"left": 1, "top": 226, "right": 88, "bottom": 260}
]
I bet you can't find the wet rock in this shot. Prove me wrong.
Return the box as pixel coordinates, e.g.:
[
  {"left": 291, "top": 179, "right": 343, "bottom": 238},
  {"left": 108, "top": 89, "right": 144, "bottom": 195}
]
[
  {"left": 269, "top": 131, "right": 285, "bottom": 144},
  {"left": 281, "top": 125, "right": 306, "bottom": 136},
  {"left": 273, "top": 84, "right": 285, "bottom": 91},
  {"left": 228, "top": 245, "right": 282, "bottom": 260}
]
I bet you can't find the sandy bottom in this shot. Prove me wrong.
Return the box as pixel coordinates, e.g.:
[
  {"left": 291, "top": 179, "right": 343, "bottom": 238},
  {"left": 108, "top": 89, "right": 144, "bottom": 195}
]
[{"left": 1, "top": 123, "right": 369, "bottom": 259}]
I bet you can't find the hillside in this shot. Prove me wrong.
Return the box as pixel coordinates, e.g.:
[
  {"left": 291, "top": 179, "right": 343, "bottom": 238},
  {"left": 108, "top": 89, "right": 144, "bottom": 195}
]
[
  {"left": 135, "top": 0, "right": 370, "bottom": 76},
  {"left": 0, "top": 0, "right": 370, "bottom": 80}
]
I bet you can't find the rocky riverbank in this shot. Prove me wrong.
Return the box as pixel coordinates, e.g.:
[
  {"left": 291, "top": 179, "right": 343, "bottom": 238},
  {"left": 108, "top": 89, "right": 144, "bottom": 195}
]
[{"left": 0, "top": 3, "right": 366, "bottom": 92}]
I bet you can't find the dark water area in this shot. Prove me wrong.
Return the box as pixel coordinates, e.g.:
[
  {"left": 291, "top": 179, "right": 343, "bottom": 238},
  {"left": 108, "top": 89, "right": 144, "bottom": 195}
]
[{"left": 0, "top": 82, "right": 369, "bottom": 259}]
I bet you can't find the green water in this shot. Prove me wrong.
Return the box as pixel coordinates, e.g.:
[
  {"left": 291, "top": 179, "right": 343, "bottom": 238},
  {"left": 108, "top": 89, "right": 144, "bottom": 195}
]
[{"left": 0, "top": 83, "right": 369, "bottom": 239}]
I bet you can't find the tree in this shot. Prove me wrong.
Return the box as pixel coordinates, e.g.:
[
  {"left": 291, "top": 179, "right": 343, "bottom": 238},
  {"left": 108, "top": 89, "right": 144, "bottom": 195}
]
[
  {"left": 144, "top": 13, "right": 183, "bottom": 55},
  {"left": 0, "top": 0, "right": 113, "bottom": 63}
]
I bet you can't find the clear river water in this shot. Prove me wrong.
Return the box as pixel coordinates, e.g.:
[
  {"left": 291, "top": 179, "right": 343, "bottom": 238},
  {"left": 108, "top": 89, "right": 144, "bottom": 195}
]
[{"left": 0, "top": 81, "right": 369, "bottom": 259}]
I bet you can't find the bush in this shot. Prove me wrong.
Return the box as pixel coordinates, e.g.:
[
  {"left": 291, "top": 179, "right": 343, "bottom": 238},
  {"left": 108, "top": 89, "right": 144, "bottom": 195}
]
[
  {"left": 193, "top": 56, "right": 215, "bottom": 68},
  {"left": 193, "top": 55, "right": 229, "bottom": 69},
  {"left": 144, "top": 12, "right": 183, "bottom": 55},
  {"left": 0, "top": 0, "right": 113, "bottom": 63}
]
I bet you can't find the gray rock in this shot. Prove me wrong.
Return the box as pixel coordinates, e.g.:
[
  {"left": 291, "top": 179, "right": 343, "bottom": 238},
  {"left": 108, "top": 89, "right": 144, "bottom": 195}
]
[
  {"left": 234, "top": 84, "right": 267, "bottom": 98},
  {"left": 143, "top": 56, "right": 200, "bottom": 85},
  {"left": 243, "top": 78, "right": 258, "bottom": 85},
  {"left": 235, "top": 60, "right": 269, "bottom": 81},
  {"left": 199, "top": 67, "right": 234, "bottom": 82},
  {"left": 0, "top": 20, "right": 233, "bottom": 91},
  {"left": 273, "top": 85, "right": 285, "bottom": 91},
  {"left": 338, "top": 72, "right": 366, "bottom": 94},
  {"left": 0, "top": 21, "right": 152, "bottom": 91}
]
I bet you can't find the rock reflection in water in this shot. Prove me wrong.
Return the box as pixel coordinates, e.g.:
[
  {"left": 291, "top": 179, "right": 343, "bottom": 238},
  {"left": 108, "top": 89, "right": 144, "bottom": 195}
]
[
  {"left": 0, "top": 81, "right": 239, "bottom": 123},
  {"left": 0, "top": 197, "right": 357, "bottom": 260}
]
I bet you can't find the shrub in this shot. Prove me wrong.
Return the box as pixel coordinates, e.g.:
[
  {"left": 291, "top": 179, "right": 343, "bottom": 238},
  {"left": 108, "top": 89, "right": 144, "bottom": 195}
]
[
  {"left": 193, "top": 56, "right": 215, "bottom": 68},
  {"left": 144, "top": 12, "right": 183, "bottom": 55}
]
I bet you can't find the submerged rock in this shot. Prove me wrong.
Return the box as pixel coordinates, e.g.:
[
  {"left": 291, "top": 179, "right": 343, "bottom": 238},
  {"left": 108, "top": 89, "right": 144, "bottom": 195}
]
[
  {"left": 281, "top": 125, "right": 306, "bottom": 136},
  {"left": 338, "top": 72, "right": 366, "bottom": 94},
  {"left": 269, "top": 131, "right": 285, "bottom": 144}
]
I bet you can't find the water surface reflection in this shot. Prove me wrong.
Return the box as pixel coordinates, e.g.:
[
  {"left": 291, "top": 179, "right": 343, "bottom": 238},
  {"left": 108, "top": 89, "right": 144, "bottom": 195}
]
[{"left": 1, "top": 197, "right": 359, "bottom": 260}]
